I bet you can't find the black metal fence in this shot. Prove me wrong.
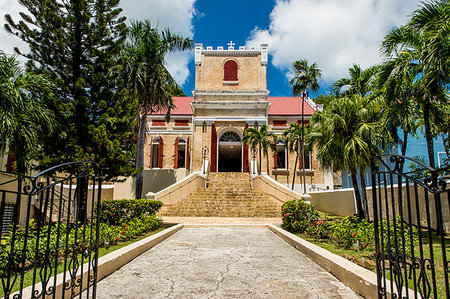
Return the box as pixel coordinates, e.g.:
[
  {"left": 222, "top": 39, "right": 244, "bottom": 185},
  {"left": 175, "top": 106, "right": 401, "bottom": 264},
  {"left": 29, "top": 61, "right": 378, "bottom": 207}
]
[
  {"left": 371, "top": 155, "right": 449, "bottom": 298},
  {"left": 0, "top": 162, "right": 102, "bottom": 299}
]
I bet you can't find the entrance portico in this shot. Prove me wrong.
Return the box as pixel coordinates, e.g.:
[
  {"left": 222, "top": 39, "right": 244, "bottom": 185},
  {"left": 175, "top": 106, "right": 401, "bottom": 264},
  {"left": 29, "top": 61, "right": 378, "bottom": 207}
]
[{"left": 218, "top": 130, "right": 242, "bottom": 172}]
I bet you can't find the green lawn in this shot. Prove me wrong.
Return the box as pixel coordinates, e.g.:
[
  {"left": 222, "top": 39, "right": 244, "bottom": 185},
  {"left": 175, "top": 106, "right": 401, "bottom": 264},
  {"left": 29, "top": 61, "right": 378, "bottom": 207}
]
[
  {"left": 0, "top": 227, "right": 166, "bottom": 297},
  {"left": 296, "top": 214, "right": 449, "bottom": 298}
]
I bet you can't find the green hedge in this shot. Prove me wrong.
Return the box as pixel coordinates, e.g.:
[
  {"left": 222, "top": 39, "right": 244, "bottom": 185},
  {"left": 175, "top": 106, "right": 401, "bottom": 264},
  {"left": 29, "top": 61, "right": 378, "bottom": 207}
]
[
  {"left": 281, "top": 199, "right": 418, "bottom": 253},
  {"left": 99, "top": 199, "right": 162, "bottom": 225}
]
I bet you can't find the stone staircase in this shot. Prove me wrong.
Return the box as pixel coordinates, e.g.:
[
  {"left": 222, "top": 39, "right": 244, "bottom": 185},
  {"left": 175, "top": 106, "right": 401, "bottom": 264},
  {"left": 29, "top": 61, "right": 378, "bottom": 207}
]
[{"left": 160, "top": 172, "right": 282, "bottom": 218}]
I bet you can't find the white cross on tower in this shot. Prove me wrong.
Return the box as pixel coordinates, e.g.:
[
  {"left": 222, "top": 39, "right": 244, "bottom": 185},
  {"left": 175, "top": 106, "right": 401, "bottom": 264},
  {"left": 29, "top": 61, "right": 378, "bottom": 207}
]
[{"left": 227, "top": 40, "right": 235, "bottom": 49}]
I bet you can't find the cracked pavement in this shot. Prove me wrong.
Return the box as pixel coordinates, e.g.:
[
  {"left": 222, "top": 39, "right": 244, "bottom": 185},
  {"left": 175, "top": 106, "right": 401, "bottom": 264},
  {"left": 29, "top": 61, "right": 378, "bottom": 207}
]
[{"left": 94, "top": 227, "right": 361, "bottom": 298}]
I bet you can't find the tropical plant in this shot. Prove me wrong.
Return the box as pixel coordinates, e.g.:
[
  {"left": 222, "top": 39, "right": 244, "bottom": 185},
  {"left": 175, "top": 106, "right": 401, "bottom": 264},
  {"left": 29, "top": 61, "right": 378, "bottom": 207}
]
[
  {"left": 289, "top": 59, "right": 322, "bottom": 98},
  {"left": 380, "top": 0, "right": 450, "bottom": 171},
  {"left": 242, "top": 124, "right": 275, "bottom": 174},
  {"left": 332, "top": 64, "right": 383, "bottom": 218},
  {"left": 332, "top": 64, "right": 378, "bottom": 97},
  {"left": 289, "top": 59, "right": 322, "bottom": 194},
  {"left": 0, "top": 52, "right": 54, "bottom": 174},
  {"left": 283, "top": 123, "right": 305, "bottom": 189},
  {"left": 5, "top": 0, "right": 137, "bottom": 180},
  {"left": 121, "top": 20, "right": 192, "bottom": 198},
  {"left": 306, "top": 94, "right": 387, "bottom": 219}
]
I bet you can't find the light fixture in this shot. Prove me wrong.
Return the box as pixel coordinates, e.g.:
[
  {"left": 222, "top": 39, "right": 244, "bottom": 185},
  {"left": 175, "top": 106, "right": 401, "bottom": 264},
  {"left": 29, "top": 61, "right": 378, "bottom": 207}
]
[{"left": 229, "top": 145, "right": 234, "bottom": 149}]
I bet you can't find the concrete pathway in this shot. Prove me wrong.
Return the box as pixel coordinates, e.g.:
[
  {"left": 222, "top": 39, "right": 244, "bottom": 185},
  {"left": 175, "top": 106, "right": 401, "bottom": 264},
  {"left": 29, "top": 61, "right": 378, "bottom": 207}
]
[{"left": 94, "top": 227, "right": 361, "bottom": 298}]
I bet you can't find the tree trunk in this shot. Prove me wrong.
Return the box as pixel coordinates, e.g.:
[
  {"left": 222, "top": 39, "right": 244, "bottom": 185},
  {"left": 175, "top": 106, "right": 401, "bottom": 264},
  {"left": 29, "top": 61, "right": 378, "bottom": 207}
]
[
  {"left": 423, "top": 102, "right": 436, "bottom": 169},
  {"left": 291, "top": 152, "right": 298, "bottom": 190},
  {"left": 135, "top": 113, "right": 147, "bottom": 199},
  {"left": 400, "top": 129, "right": 408, "bottom": 171},
  {"left": 258, "top": 145, "right": 262, "bottom": 175},
  {"left": 350, "top": 166, "right": 364, "bottom": 219},
  {"left": 359, "top": 170, "right": 369, "bottom": 220}
]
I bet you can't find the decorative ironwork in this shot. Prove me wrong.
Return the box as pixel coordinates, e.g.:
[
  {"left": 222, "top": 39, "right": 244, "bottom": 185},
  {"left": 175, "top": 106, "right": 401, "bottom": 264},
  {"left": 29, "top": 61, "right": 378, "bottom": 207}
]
[
  {"left": 202, "top": 146, "right": 209, "bottom": 160},
  {"left": 219, "top": 131, "right": 240, "bottom": 142},
  {"left": 0, "top": 162, "right": 102, "bottom": 298},
  {"left": 371, "top": 154, "right": 449, "bottom": 298}
]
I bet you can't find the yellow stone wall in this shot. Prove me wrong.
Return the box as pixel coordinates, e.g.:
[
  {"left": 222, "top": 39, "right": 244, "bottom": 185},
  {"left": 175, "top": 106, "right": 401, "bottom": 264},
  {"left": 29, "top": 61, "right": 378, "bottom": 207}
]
[
  {"left": 145, "top": 119, "right": 325, "bottom": 185},
  {"left": 195, "top": 55, "right": 266, "bottom": 90}
]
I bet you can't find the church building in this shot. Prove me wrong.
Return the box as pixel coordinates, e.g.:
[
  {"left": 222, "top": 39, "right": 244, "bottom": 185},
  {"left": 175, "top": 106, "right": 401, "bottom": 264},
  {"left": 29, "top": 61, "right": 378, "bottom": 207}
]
[{"left": 143, "top": 42, "right": 333, "bottom": 192}]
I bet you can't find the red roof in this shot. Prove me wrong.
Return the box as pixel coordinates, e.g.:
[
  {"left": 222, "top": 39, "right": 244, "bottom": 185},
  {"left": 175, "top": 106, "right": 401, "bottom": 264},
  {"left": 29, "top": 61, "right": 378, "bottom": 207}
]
[
  {"left": 267, "top": 97, "right": 315, "bottom": 116},
  {"left": 149, "top": 96, "right": 314, "bottom": 116}
]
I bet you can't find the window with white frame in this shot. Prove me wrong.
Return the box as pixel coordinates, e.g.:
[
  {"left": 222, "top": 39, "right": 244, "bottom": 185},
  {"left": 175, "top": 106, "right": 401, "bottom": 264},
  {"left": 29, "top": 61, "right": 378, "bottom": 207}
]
[
  {"left": 276, "top": 139, "right": 287, "bottom": 169},
  {"left": 151, "top": 137, "right": 160, "bottom": 168},
  {"left": 177, "top": 137, "right": 187, "bottom": 168},
  {"left": 300, "top": 151, "right": 312, "bottom": 170}
]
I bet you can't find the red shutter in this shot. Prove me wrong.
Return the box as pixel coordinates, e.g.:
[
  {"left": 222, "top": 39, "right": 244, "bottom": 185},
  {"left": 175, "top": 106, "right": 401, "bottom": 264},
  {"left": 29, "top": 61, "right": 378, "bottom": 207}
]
[
  {"left": 210, "top": 124, "right": 217, "bottom": 172},
  {"left": 152, "top": 120, "right": 165, "bottom": 126},
  {"left": 6, "top": 151, "right": 16, "bottom": 173},
  {"left": 224, "top": 60, "right": 238, "bottom": 81},
  {"left": 273, "top": 152, "right": 278, "bottom": 170},
  {"left": 297, "top": 120, "right": 309, "bottom": 126},
  {"left": 158, "top": 137, "right": 164, "bottom": 168},
  {"left": 186, "top": 137, "right": 190, "bottom": 170},
  {"left": 175, "top": 120, "right": 189, "bottom": 126},
  {"left": 174, "top": 137, "right": 179, "bottom": 169},
  {"left": 243, "top": 123, "right": 249, "bottom": 172},
  {"left": 273, "top": 120, "right": 287, "bottom": 127}
]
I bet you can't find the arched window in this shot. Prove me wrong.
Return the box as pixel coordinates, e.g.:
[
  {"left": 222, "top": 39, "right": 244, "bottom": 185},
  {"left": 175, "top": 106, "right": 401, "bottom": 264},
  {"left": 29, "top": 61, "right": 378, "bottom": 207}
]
[
  {"left": 223, "top": 60, "right": 238, "bottom": 81},
  {"left": 150, "top": 137, "right": 164, "bottom": 168},
  {"left": 219, "top": 131, "right": 241, "bottom": 142}
]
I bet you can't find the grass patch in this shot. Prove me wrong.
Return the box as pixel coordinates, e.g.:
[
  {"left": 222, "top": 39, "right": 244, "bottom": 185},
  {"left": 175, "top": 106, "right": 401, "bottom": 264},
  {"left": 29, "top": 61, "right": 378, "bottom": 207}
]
[
  {"left": 293, "top": 212, "right": 449, "bottom": 298},
  {"left": 1, "top": 227, "right": 166, "bottom": 297}
]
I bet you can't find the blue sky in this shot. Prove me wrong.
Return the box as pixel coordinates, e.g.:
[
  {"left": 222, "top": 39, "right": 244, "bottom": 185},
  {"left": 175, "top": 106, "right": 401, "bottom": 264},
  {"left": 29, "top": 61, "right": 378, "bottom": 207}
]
[{"left": 0, "top": 0, "right": 423, "bottom": 97}]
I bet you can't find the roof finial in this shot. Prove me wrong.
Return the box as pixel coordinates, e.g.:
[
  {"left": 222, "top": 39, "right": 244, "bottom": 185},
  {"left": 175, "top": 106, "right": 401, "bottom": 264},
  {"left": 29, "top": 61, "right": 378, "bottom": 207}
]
[{"left": 227, "top": 40, "right": 235, "bottom": 49}]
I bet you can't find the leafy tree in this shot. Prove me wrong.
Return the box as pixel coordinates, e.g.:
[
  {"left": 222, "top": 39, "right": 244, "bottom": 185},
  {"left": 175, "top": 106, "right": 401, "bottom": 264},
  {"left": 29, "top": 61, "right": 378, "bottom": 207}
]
[
  {"left": 283, "top": 123, "right": 305, "bottom": 190},
  {"left": 0, "top": 51, "right": 54, "bottom": 174},
  {"left": 242, "top": 124, "right": 275, "bottom": 174},
  {"left": 307, "top": 95, "right": 387, "bottom": 219},
  {"left": 380, "top": 0, "right": 449, "bottom": 171},
  {"left": 121, "top": 20, "right": 192, "bottom": 198},
  {"left": 5, "top": 0, "right": 137, "bottom": 180}
]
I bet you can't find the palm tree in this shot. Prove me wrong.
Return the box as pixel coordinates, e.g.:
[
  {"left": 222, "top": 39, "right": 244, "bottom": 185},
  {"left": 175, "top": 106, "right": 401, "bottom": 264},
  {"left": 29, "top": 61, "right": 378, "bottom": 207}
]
[
  {"left": 332, "top": 64, "right": 377, "bottom": 97},
  {"left": 122, "top": 20, "right": 192, "bottom": 198},
  {"left": 242, "top": 124, "right": 275, "bottom": 174},
  {"left": 289, "top": 59, "right": 322, "bottom": 194},
  {"left": 283, "top": 123, "right": 304, "bottom": 190},
  {"left": 380, "top": 0, "right": 449, "bottom": 171},
  {"left": 332, "top": 64, "right": 381, "bottom": 217},
  {"left": 0, "top": 51, "right": 54, "bottom": 174},
  {"left": 377, "top": 59, "right": 420, "bottom": 165},
  {"left": 307, "top": 94, "right": 387, "bottom": 219}
]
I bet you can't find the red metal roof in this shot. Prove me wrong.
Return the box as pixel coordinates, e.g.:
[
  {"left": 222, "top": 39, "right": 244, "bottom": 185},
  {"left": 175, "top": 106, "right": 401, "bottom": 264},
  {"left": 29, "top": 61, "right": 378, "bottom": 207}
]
[
  {"left": 149, "top": 96, "right": 314, "bottom": 116},
  {"left": 267, "top": 97, "right": 315, "bottom": 116}
]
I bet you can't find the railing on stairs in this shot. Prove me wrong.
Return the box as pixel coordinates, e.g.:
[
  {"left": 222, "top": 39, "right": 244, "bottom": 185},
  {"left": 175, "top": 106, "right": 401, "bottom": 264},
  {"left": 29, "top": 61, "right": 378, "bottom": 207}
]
[{"left": 201, "top": 146, "right": 210, "bottom": 188}]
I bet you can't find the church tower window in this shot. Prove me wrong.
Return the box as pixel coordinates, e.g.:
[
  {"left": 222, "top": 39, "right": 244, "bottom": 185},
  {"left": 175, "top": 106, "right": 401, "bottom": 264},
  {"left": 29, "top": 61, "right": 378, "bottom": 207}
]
[{"left": 223, "top": 60, "right": 238, "bottom": 81}]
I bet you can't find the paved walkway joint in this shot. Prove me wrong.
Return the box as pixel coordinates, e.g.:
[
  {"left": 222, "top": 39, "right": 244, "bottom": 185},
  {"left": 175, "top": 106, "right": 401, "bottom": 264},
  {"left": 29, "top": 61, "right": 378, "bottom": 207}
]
[{"left": 94, "top": 227, "right": 361, "bottom": 298}]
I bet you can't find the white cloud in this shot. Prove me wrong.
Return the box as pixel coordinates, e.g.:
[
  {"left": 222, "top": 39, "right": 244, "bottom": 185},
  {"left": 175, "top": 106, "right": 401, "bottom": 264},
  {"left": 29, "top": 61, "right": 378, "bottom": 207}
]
[
  {"left": 246, "top": 0, "right": 422, "bottom": 85},
  {"left": 0, "top": 0, "right": 196, "bottom": 86},
  {"left": 121, "top": 0, "right": 196, "bottom": 86}
]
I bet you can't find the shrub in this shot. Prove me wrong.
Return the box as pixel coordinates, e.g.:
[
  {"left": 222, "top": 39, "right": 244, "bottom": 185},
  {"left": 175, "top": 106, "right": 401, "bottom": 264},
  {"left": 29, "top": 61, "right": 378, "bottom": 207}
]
[
  {"left": 331, "top": 216, "right": 374, "bottom": 250},
  {"left": 99, "top": 199, "right": 162, "bottom": 225},
  {"left": 281, "top": 199, "right": 319, "bottom": 233}
]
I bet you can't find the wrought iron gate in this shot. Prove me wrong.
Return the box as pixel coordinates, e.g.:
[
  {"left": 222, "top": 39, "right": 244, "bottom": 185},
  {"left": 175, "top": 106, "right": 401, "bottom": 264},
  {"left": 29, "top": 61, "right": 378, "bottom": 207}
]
[
  {"left": 0, "top": 162, "right": 102, "bottom": 298},
  {"left": 371, "top": 155, "right": 449, "bottom": 298}
]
